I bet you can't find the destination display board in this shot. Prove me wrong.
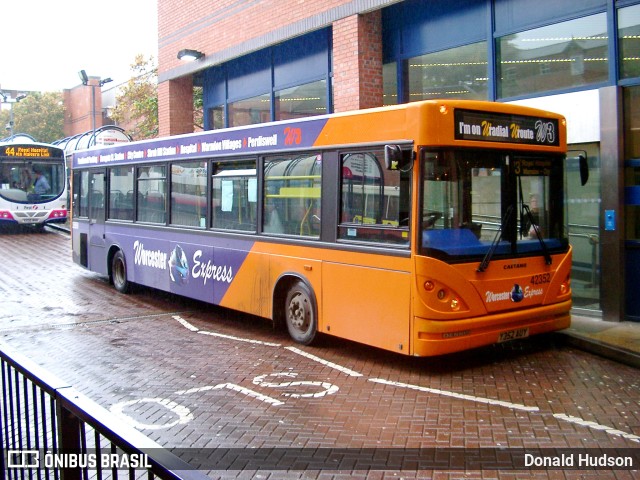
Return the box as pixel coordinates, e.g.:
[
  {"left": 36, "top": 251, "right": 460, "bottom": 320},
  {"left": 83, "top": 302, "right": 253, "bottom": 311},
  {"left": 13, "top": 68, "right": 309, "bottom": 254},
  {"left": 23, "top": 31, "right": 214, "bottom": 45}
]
[
  {"left": 0, "top": 144, "right": 64, "bottom": 159},
  {"left": 454, "top": 109, "right": 560, "bottom": 147}
]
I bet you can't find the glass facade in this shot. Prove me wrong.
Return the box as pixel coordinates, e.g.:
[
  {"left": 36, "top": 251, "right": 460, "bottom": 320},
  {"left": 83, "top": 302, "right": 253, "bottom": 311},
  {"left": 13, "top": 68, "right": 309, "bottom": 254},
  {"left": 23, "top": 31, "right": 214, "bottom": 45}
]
[
  {"left": 624, "top": 86, "right": 640, "bottom": 320},
  {"left": 383, "top": 62, "right": 398, "bottom": 105},
  {"left": 407, "top": 42, "right": 488, "bottom": 101},
  {"left": 382, "top": 1, "right": 640, "bottom": 103},
  {"left": 228, "top": 94, "right": 271, "bottom": 128},
  {"left": 203, "top": 28, "right": 331, "bottom": 130},
  {"left": 275, "top": 80, "right": 327, "bottom": 121},
  {"left": 497, "top": 14, "right": 609, "bottom": 98},
  {"left": 619, "top": 4, "right": 640, "bottom": 80}
]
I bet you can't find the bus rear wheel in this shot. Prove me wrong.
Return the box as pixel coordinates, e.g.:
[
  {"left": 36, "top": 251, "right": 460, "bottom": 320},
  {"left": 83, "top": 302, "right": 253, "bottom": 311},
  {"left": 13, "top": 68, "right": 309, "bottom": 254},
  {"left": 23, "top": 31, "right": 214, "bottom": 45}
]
[
  {"left": 284, "top": 281, "right": 317, "bottom": 345},
  {"left": 112, "top": 250, "right": 131, "bottom": 294}
]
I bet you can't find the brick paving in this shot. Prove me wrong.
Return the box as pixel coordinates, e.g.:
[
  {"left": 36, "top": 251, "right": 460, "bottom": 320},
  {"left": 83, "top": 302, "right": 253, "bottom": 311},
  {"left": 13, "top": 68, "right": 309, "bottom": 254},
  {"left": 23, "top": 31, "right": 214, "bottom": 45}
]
[{"left": 1, "top": 228, "right": 639, "bottom": 479}]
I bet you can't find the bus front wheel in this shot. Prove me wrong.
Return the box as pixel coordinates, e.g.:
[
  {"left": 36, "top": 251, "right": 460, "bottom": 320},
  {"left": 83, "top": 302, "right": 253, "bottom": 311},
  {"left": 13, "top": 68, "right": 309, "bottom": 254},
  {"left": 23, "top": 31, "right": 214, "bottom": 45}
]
[
  {"left": 112, "top": 250, "right": 131, "bottom": 294},
  {"left": 284, "top": 281, "right": 317, "bottom": 345}
]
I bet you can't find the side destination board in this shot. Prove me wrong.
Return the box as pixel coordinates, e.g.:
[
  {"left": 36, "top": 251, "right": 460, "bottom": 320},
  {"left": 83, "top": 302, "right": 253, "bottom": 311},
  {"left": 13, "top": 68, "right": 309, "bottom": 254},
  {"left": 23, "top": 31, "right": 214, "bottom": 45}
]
[{"left": 73, "top": 118, "right": 329, "bottom": 168}]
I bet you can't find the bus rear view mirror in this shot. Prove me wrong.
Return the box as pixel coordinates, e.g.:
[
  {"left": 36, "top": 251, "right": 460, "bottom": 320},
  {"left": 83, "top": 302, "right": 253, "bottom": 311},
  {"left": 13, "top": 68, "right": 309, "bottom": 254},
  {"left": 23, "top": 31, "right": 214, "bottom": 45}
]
[
  {"left": 385, "top": 145, "right": 403, "bottom": 170},
  {"left": 579, "top": 154, "right": 589, "bottom": 186}
]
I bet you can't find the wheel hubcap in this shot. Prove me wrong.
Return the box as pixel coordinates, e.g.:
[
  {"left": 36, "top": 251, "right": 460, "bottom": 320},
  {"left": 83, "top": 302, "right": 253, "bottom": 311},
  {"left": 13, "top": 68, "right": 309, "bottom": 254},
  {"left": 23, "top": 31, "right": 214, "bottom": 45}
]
[{"left": 288, "top": 293, "right": 308, "bottom": 330}]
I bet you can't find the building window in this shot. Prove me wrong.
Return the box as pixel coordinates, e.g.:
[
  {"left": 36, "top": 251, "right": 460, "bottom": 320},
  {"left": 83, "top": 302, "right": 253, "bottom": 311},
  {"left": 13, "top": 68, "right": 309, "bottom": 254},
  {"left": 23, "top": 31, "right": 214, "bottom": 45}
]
[
  {"left": 171, "top": 161, "right": 207, "bottom": 227},
  {"left": 383, "top": 62, "right": 398, "bottom": 105},
  {"left": 619, "top": 4, "right": 640, "bottom": 80},
  {"left": 406, "top": 42, "right": 488, "bottom": 101},
  {"left": 497, "top": 13, "right": 608, "bottom": 98},
  {"left": 209, "top": 105, "right": 225, "bottom": 130},
  {"left": 228, "top": 94, "right": 271, "bottom": 127},
  {"left": 275, "top": 80, "right": 327, "bottom": 121}
]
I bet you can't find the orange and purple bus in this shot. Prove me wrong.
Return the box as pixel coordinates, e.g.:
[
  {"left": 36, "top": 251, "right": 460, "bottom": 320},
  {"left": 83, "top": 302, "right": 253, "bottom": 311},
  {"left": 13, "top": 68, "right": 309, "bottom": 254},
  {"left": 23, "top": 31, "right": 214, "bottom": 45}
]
[{"left": 71, "top": 100, "right": 585, "bottom": 356}]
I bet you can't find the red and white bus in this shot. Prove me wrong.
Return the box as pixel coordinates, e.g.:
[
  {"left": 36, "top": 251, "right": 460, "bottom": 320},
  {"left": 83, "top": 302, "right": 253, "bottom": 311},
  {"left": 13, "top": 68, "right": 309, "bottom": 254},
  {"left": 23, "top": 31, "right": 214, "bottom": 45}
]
[
  {"left": 71, "top": 100, "right": 584, "bottom": 356},
  {"left": 0, "top": 141, "right": 68, "bottom": 229}
]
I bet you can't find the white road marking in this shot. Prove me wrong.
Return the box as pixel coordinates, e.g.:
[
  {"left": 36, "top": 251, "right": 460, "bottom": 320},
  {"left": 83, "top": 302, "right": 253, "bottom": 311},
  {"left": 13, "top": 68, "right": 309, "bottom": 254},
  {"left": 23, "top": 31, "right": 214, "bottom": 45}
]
[
  {"left": 553, "top": 413, "right": 640, "bottom": 443},
  {"left": 369, "top": 378, "right": 539, "bottom": 412},
  {"left": 175, "top": 383, "right": 284, "bottom": 406},
  {"left": 285, "top": 346, "right": 363, "bottom": 377},
  {"left": 173, "top": 315, "right": 280, "bottom": 346},
  {"left": 198, "top": 330, "right": 281, "bottom": 347},
  {"left": 172, "top": 315, "right": 199, "bottom": 332},
  {"left": 252, "top": 372, "right": 339, "bottom": 398},
  {"left": 110, "top": 398, "right": 193, "bottom": 430}
]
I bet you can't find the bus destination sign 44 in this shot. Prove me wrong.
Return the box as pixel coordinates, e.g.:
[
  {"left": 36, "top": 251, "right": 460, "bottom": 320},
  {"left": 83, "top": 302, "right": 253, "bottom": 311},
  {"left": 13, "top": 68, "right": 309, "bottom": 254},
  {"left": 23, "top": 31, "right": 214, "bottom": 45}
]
[
  {"left": 1, "top": 145, "right": 64, "bottom": 159},
  {"left": 454, "top": 109, "right": 560, "bottom": 147}
]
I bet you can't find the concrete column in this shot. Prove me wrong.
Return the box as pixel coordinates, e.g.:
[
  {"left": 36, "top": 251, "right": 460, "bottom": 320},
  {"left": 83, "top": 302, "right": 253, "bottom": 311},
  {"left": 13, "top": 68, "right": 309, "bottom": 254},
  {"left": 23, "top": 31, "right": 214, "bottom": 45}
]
[{"left": 599, "top": 86, "right": 625, "bottom": 321}]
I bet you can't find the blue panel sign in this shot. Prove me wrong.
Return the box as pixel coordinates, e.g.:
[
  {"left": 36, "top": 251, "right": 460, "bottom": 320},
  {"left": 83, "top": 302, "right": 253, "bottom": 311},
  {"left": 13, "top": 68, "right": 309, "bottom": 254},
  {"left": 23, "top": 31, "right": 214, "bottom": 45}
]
[{"left": 604, "top": 210, "right": 616, "bottom": 231}]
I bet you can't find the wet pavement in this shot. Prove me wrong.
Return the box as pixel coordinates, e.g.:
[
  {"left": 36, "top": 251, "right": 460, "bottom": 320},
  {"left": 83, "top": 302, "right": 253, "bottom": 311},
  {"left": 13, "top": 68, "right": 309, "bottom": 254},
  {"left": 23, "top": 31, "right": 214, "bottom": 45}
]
[{"left": 1, "top": 227, "right": 639, "bottom": 479}]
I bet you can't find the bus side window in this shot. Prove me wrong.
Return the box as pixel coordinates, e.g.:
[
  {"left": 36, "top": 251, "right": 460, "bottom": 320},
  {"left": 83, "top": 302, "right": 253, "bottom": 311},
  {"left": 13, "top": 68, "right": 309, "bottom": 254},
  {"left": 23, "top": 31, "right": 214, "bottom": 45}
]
[
  {"left": 137, "top": 166, "right": 167, "bottom": 224},
  {"left": 108, "top": 166, "right": 134, "bottom": 221},
  {"left": 263, "top": 154, "right": 321, "bottom": 237},
  {"left": 339, "top": 149, "right": 410, "bottom": 246},
  {"left": 211, "top": 160, "right": 257, "bottom": 232}
]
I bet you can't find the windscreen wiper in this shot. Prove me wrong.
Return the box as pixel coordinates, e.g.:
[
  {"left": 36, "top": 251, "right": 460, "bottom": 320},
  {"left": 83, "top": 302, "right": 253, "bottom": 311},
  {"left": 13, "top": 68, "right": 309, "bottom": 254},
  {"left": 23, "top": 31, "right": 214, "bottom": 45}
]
[
  {"left": 522, "top": 203, "right": 552, "bottom": 265},
  {"left": 477, "top": 204, "right": 513, "bottom": 273}
]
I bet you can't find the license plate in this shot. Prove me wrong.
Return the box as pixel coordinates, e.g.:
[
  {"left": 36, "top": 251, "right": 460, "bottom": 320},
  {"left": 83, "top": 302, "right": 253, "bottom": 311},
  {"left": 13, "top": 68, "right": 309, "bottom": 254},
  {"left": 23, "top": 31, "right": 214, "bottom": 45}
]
[
  {"left": 498, "top": 327, "right": 529, "bottom": 343},
  {"left": 21, "top": 218, "right": 40, "bottom": 223}
]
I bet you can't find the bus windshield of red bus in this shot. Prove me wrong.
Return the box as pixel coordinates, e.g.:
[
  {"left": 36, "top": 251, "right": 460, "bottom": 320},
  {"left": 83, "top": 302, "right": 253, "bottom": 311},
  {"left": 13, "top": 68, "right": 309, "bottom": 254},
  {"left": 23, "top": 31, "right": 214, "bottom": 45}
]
[
  {"left": 0, "top": 160, "right": 65, "bottom": 203},
  {"left": 420, "top": 149, "right": 568, "bottom": 263}
]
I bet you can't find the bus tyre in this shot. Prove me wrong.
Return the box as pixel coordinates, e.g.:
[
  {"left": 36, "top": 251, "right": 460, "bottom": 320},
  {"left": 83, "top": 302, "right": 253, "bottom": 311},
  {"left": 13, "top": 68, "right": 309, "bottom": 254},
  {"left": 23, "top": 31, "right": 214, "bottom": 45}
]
[
  {"left": 285, "top": 281, "right": 317, "bottom": 345},
  {"left": 112, "top": 250, "right": 131, "bottom": 294}
]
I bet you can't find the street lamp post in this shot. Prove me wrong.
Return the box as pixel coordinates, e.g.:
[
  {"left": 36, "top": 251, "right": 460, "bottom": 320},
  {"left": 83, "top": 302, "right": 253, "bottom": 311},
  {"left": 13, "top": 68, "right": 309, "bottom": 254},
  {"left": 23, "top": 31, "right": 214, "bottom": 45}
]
[{"left": 78, "top": 70, "right": 112, "bottom": 140}]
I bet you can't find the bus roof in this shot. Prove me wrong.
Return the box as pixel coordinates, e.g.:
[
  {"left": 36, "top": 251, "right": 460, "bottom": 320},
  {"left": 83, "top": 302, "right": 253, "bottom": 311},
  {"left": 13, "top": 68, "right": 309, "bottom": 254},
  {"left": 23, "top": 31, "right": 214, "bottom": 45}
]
[{"left": 71, "top": 100, "right": 566, "bottom": 169}]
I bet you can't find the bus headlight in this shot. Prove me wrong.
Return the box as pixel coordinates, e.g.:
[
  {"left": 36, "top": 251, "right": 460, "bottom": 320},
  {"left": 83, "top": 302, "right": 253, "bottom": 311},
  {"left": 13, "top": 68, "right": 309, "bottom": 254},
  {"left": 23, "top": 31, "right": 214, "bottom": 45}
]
[{"left": 450, "top": 298, "right": 460, "bottom": 311}]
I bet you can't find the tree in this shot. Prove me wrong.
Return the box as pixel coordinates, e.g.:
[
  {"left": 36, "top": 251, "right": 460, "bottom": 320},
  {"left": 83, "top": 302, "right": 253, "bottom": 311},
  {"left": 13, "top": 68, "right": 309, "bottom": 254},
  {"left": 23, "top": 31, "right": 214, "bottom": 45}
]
[
  {"left": 110, "top": 55, "right": 159, "bottom": 140},
  {"left": 110, "top": 54, "right": 204, "bottom": 139},
  {"left": 0, "top": 92, "right": 64, "bottom": 143}
]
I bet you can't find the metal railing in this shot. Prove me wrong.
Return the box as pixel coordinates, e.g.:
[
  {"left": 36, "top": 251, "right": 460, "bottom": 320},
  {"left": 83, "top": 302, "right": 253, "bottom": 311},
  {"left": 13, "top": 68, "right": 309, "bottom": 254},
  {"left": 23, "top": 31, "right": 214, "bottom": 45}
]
[{"left": 0, "top": 341, "right": 210, "bottom": 480}]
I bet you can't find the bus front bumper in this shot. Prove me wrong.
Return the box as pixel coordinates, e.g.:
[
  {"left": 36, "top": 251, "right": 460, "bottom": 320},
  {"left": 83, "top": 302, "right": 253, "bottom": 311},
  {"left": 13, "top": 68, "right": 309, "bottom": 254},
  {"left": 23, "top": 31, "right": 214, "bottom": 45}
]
[{"left": 412, "top": 300, "right": 572, "bottom": 356}]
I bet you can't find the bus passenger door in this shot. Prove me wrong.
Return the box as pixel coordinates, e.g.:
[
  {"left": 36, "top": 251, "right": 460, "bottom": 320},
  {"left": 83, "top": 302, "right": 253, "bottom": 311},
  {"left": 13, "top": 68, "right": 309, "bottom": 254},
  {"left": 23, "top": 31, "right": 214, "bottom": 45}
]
[{"left": 88, "top": 171, "right": 107, "bottom": 275}]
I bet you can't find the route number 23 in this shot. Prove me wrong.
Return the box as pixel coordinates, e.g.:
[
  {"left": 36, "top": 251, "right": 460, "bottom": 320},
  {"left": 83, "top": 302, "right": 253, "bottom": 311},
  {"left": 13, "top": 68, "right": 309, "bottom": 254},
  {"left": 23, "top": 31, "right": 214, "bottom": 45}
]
[{"left": 284, "top": 127, "right": 302, "bottom": 145}]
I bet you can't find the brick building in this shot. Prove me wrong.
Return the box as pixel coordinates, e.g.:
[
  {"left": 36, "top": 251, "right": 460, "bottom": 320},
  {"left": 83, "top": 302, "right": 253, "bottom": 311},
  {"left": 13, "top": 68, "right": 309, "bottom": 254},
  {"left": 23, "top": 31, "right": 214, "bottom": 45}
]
[
  {"left": 63, "top": 76, "right": 110, "bottom": 138},
  {"left": 156, "top": 0, "right": 640, "bottom": 322}
]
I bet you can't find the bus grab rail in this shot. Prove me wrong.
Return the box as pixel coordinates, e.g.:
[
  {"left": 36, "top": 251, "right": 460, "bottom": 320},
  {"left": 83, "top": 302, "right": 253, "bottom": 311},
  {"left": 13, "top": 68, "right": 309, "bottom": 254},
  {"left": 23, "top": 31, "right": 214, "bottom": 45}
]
[{"left": 0, "top": 341, "right": 209, "bottom": 480}]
